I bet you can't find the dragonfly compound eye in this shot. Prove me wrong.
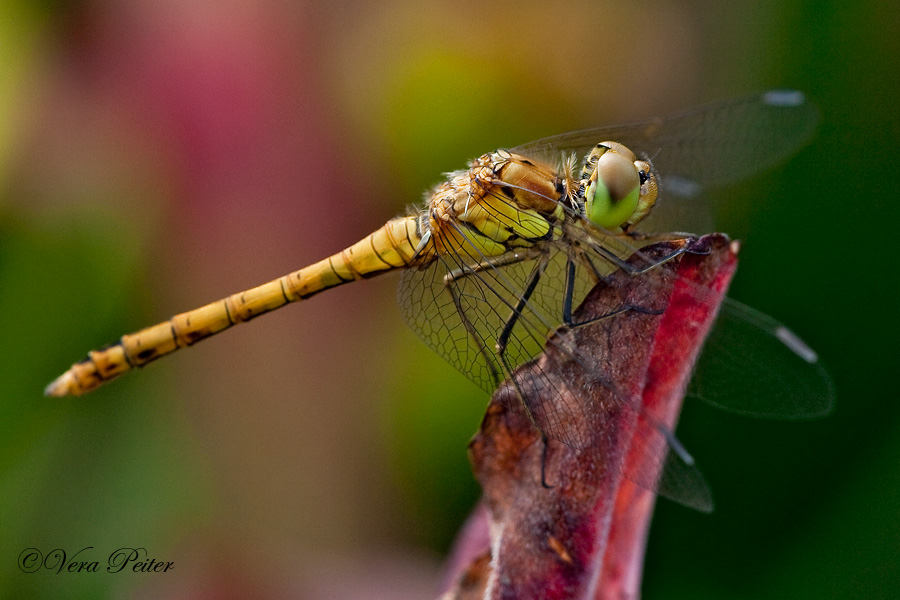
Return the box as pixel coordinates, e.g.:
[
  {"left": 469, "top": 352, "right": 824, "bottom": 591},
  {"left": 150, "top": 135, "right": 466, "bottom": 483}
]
[
  {"left": 629, "top": 159, "right": 658, "bottom": 229},
  {"left": 584, "top": 147, "right": 642, "bottom": 229}
]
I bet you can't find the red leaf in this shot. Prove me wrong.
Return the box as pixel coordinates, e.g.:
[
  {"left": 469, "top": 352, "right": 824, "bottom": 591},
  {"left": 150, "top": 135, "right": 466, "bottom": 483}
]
[{"left": 441, "top": 234, "right": 738, "bottom": 600}]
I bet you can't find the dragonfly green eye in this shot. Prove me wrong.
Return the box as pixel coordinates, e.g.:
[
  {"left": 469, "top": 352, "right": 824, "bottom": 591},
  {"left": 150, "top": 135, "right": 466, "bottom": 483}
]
[
  {"left": 582, "top": 142, "right": 658, "bottom": 231},
  {"left": 584, "top": 147, "right": 641, "bottom": 229}
]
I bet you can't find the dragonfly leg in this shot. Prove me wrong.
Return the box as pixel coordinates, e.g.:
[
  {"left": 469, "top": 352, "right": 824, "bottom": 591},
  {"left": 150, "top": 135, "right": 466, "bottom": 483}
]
[
  {"left": 495, "top": 251, "right": 551, "bottom": 356},
  {"left": 540, "top": 433, "right": 553, "bottom": 489},
  {"left": 562, "top": 256, "right": 577, "bottom": 326},
  {"left": 561, "top": 253, "right": 663, "bottom": 329},
  {"left": 590, "top": 235, "right": 694, "bottom": 276},
  {"left": 441, "top": 246, "right": 544, "bottom": 284}
]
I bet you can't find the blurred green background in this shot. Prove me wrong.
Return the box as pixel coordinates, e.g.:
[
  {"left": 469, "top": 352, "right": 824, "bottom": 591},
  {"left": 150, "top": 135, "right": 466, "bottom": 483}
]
[{"left": 1, "top": 0, "right": 897, "bottom": 598}]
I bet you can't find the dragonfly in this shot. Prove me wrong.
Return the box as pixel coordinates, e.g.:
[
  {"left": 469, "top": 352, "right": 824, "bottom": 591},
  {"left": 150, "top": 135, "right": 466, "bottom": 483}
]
[{"left": 46, "top": 90, "right": 833, "bottom": 509}]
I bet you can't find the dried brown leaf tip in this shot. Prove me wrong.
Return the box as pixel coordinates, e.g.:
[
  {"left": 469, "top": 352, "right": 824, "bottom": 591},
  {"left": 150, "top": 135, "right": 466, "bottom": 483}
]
[{"left": 441, "top": 234, "right": 738, "bottom": 600}]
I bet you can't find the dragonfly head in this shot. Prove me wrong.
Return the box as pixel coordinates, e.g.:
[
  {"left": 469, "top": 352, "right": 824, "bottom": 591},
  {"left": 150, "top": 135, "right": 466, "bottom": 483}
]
[{"left": 583, "top": 142, "right": 657, "bottom": 232}]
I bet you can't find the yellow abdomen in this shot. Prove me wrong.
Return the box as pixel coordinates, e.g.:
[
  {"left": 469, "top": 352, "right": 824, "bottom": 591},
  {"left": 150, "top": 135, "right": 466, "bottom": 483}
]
[{"left": 45, "top": 216, "right": 424, "bottom": 396}]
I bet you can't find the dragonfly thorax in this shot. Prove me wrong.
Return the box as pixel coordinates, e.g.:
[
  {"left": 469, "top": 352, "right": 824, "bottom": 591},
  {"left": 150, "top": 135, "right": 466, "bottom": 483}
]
[
  {"left": 487, "top": 150, "right": 567, "bottom": 215},
  {"left": 421, "top": 151, "right": 567, "bottom": 261},
  {"left": 580, "top": 142, "right": 657, "bottom": 232}
]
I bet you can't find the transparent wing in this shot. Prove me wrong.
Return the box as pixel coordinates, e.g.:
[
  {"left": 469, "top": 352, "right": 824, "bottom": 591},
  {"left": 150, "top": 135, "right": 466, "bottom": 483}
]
[
  {"left": 511, "top": 90, "right": 819, "bottom": 233},
  {"left": 690, "top": 299, "right": 836, "bottom": 417}
]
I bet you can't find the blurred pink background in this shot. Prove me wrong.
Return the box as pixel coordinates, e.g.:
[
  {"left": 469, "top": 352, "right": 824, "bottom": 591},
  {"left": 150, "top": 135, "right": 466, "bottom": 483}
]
[{"left": 4, "top": 0, "right": 849, "bottom": 598}]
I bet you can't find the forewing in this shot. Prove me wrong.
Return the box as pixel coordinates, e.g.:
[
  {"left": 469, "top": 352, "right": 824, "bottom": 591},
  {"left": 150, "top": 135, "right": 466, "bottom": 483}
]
[{"left": 512, "top": 90, "right": 819, "bottom": 233}]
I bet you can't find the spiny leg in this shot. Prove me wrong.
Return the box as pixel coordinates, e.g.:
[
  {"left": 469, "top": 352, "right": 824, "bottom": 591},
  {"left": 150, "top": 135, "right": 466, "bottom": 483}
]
[
  {"left": 589, "top": 236, "right": 693, "bottom": 276},
  {"left": 495, "top": 251, "right": 551, "bottom": 357},
  {"left": 540, "top": 432, "right": 552, "bottom": 489},
  {"left": 561, "top": 251, "right": 664, "bottom": 329}
]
